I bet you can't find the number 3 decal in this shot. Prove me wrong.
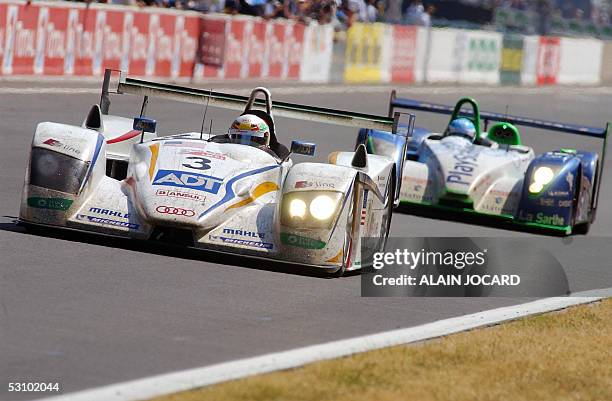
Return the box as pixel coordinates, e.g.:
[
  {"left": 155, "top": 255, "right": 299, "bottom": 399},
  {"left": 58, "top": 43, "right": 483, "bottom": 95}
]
[{"left": 182, "top": 156, "right": 211, "bottom": 170}]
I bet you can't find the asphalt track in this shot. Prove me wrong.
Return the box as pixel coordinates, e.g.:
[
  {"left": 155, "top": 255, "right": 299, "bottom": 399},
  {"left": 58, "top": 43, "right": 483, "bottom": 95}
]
[{"left": 1, "top": 81, "right": 612, "bottom": 400}]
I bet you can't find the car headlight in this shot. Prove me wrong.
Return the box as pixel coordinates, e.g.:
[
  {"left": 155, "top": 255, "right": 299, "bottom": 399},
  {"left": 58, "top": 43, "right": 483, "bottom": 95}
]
[
  {"left": 529, "top": 166, "right": 556, "bottom": 194},
  {"left": 289, "top": 198, "right": 307, "bottom": 219},
  {"left": 310, "top": 195, "right": 337, "bottom": 220},
  {"left": 281, "top": 191, "right": 343, "bottom": 229},
  {"left": 29, "top": 147, "right": 89, "bottom": 194}
]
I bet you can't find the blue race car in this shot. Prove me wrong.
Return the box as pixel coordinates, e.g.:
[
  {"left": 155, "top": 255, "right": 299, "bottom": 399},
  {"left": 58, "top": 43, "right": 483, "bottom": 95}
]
[{"left": 357, "top": 92, "right": 609, "bottom": 235}]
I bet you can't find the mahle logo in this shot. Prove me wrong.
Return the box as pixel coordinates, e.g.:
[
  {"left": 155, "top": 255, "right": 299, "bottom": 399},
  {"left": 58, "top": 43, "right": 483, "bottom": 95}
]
[
  {"left": 27, "top": 197, "right": 73, "bottom": 211},
  {"left": 280, "top": 233, "right": 325, "bottom": 250}
]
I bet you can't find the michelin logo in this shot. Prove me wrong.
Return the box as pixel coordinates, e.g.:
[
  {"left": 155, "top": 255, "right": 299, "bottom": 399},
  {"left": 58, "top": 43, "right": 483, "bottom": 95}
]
[
  {"left": 210, "top": 235, "right": 273, "bottom": 250},
  {"left": 77, "top": 214, "right": 140, "bottom": 229},
  {"left": 153, "top": 170, "right": 223, "bottom": 194}
]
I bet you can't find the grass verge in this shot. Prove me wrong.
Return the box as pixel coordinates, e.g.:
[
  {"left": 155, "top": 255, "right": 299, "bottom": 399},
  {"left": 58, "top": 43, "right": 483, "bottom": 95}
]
[{"left": 152, "top": 299, "right": 612, "bottom": 401}]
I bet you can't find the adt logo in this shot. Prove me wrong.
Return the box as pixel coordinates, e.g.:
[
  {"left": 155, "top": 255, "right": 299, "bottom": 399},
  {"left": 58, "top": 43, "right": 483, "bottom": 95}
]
[{"left": 153, "top": 170, "right": 223, "bottom": 194}]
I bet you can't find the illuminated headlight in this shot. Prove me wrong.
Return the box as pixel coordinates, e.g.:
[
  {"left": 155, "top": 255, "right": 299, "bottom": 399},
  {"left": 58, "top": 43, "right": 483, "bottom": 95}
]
[
  {"left": 529, "top": 166, "right": 556, "bottom": 194},
  {"left": 310, "top": 195, "right": 336, "bottom": 220},
  {"left": 281, "top": 191, "right": 343, "bottom": 229},
  {"left": 29, "top": 147, "right": 89, "bottom": 194},
  {"left": 289, "top": 198, "right": 307, "bottom": 218}
]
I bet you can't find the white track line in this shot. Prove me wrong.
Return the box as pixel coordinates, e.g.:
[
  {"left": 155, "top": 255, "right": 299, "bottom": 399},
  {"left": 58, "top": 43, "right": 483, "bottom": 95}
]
[{"left": 36, "top": 287, "right": 611, "bottom": 401}]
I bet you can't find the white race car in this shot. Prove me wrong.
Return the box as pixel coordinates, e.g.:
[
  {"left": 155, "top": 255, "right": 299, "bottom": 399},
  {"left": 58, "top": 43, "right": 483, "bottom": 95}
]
[{"left": 19, "top": 70, "right": 413, "bottom": 274}]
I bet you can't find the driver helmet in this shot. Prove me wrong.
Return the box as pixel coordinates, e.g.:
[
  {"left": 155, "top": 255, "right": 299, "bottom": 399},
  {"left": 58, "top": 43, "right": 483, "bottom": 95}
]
[
  {"left": 228, "top": 114, "right": 270, "bottom": 147},
  {"left": 445, "top": 118, "right": 477, "bottom": 141}
]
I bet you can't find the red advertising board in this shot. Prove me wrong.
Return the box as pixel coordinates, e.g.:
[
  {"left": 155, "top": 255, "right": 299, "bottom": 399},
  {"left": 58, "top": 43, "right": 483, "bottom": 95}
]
[
  {"left": 266, "top": 21, "right": 286, "bottom": 79},
  {"left": 391, "top": 25, "right": 417, "bottom": 83},
  {"left": 198, "top": 16, "right": 225, "bottom": 67},
  {"left": 247, "top": 20, "right": 266, "bottom": 78},
  {"left": 176, "top": 15, "right": 198, "bottom": 78},
  {"left": 128, "top": 11, "right": 149, "bottom": 76},
  {"left": 537, "top": 36, "right": 560, "bottom": 86},
  {"left": 5, "top": 3, "right": 39, "bottom": 75},
  {"left": 0, "top": 3, "right": 307, "bottom": 81},
  {"left": 224, "top": 19, "right": 247, "bottom": 79},
  {"left": 0, "top": 2, "right": 7, "bottom": 74},
  {"left": 285, "top": 22, "right": 304, "bottom": 79}
]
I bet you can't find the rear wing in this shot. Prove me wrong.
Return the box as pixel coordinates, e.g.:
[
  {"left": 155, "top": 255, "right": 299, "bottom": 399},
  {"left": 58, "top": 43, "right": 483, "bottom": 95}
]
[
  {"left": 99, "top": 69, "right": 395, "bottom": 132},
  {"left": 388, "top": 90, "right": 610, "bottom": 213}
]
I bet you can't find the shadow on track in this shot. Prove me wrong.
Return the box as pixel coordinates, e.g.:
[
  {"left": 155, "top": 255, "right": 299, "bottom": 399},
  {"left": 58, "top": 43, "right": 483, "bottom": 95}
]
[
  {"left": 395, "top": 204, "right": 572, "bottom": 237},
  {"left": 0, "top": 217, "right": 357, "bottom": 279}
]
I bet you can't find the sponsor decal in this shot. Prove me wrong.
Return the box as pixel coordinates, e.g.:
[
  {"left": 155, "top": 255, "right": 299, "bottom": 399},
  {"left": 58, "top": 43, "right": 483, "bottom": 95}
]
[
  {"left": 209, "top": 235, "right": 273, "bottom": 250},
  {"left": 179, "top": 149, "right": 226, "bottom": 160},
  {"left": 42, "top": 138, "right": 81, "bottom": 156},
  {"left": 547, "top": 190, "right": 570, "bottom": 197},
  {"left": 76, "top": 214, "right": 139, "bottom": 229},
  {"left": 295, "top": 181, "right": 335, "bottom": 189},
  {"left": 536, "top": 213, "right": 565, "bottom": 226},
  {"left": 156, "top": 189, "right": 205, "bottom": 202},
  {"left": 222, "top": 228, "right": 265, "bottom": 239},
  {"left": 153, "top": 169, "right": 223, "bottom": 194},
  {"left": 280, "top": 232, "right": 326, "bottom": 249},
  {"left": 447, "top": 147, "right": 481, "bottom": 186},
  {"left": 27, "top": 197, "right": 73, "bottom": 211},
  {"left": 361, "top": 189, "right": 368, "bottom": 226},
  {"left": 539, "top": 198, "right": 555, "bottom": 207},
  {"left": 519, "top": 211, "right": 565, "bottom": 226},
  {"left": 89, "top": 207, "right": 129, "bottom": 219},
  {"left": 155, "top": 205, "right": 195, "bottom": 217}
]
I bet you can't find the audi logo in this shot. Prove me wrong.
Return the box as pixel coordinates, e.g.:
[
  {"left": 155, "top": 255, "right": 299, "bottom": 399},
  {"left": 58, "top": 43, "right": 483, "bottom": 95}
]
[{"left": 155, "top": 206, "right": 195, "bottom": 217}]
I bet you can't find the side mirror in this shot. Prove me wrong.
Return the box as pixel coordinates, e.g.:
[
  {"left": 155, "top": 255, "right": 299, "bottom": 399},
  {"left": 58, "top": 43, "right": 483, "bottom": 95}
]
[
  {"left": 290, "top": 140, "right": 316, "bottom": 157},
  {"left": 133, "top": 117, "right": 157, "bottom": 133}
]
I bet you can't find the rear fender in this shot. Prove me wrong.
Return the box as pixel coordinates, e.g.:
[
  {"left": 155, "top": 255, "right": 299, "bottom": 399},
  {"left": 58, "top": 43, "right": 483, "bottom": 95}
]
[
  {"left": 82, "top": 104, "right": 157, "bottom": 161},
  {"left": 354, "top": 128, "right": 409, "bottom": 204}
]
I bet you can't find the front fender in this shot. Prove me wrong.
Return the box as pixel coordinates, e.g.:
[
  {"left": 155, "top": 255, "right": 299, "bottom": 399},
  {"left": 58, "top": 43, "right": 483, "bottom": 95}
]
[
  {"left": 275, "top": 163, "right": 358, "bottom": 268},
  {"left": 516, "top": 153, "right": 580, "bottom": 229}
]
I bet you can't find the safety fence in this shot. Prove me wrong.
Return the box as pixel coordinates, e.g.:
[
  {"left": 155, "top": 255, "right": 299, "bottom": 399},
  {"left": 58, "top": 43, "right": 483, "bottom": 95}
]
[{"left": 0, "top": 0, "right": 610, "bottom": 85}]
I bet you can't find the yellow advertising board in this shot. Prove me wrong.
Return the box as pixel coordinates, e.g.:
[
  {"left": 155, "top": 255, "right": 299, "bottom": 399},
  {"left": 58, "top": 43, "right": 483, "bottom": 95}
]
[{"left": 344, "top": 23, "right": 385, "bottom": 82}]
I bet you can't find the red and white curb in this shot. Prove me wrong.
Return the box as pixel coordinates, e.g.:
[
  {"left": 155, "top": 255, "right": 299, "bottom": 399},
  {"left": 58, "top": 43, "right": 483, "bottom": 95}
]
[{"left": 36, "top": 287, "right": 611, "bottom": 401}]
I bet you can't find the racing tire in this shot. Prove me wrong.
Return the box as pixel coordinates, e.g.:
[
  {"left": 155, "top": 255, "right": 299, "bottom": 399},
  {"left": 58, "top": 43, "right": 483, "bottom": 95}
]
[
  {"left": 334, "top": 186, "right": 358, "bottom": 277},
  {"left": 571, "top": 167, "right": 592, "bottom": 236},
  {"left": 378, "top": 172, "right": 395, "bottom": 252}
]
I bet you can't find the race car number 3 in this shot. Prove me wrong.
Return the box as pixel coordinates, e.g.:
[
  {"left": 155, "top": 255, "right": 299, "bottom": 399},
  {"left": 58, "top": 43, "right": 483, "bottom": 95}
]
[
  {"left": 182, "top": 156, "right": 211, "bottom": 170},
  {"left": 7, "top": 382, "right": 61, "bottom": 393}
]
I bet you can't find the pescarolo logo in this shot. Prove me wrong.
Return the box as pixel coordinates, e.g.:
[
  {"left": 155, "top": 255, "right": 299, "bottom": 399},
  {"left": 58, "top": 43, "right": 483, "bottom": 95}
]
[{"left": 153, "top": 170, "right": 223, "bottom": 194}]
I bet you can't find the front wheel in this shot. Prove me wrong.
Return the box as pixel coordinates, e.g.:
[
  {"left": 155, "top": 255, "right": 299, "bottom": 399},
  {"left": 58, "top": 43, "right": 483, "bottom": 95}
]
[{"left": 378, "top": 173, "right": 395, "bottom": 252}]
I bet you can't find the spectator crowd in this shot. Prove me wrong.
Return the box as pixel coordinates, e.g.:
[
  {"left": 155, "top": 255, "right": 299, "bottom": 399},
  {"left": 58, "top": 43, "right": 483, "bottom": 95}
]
[{"left": 74, "top": 0, "right": 612, "bottom": 31}]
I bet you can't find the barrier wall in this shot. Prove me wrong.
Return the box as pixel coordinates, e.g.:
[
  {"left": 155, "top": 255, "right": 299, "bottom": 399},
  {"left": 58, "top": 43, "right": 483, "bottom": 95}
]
[
  {"left": 0, "top": 0, "right": 607, "bottom": 86},
  {"left": 602, "top": 41, "right": 612, "bottom": 85},
  {"left": 0, "top": 1, "right": 200, "bottom": 78},
  {"left": 557, "top": 37, "right": 602, "bottom": 85},
  {"left": 0, "top": 1, "right": 333, "bottom": 82}
]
